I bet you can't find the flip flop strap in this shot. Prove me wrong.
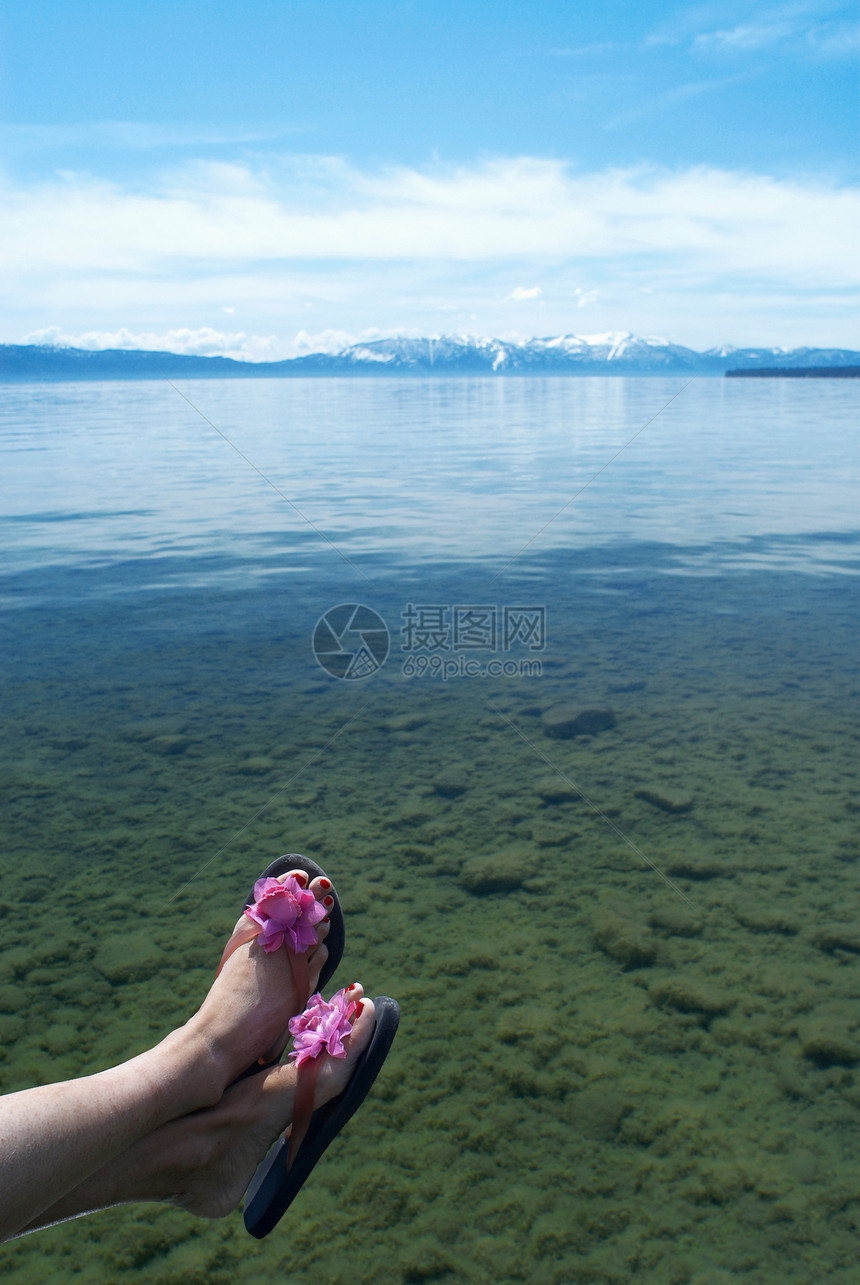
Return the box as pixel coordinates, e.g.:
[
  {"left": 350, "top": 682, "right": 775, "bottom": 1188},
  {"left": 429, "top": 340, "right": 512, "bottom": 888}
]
[
  {"left": 216, "top": 924, "right": 310, "bottom": 1011},
  {"left": 216, "top": 922, "right": 261, "bottom": 976},
  {"left": 286, "top": 945, "right": 310, "bottom": 1013},
  {"left": 286, "top": 1056, "right": 321, "bottom": 1170}
]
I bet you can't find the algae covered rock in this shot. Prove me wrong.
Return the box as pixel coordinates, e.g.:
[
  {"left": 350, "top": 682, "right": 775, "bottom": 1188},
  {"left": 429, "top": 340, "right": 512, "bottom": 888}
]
[
  {"left": 459, "top": 848, "right": 527, "bottom": 894},
  {"left": 649, "top": 975, "right": 735, "bottom": 1018},
  {"left": 594, "top": 910, "right": 658, "bottom": 969},
  {"left": 665, "top": 854, "right": 728, "bottom": 880},
  {"left": 648, "top": 905, "right": 704, "bottom": 937},
  {"left": 496, "top": 1004, "right": 563, "bottom": 1057},
  {"left": 534, "top": 775, "right": 581, "bottom": 803},
  {"left": 0, "top": 983, "right": 27, "bottom": 1013},
  {"left": 799, "top": 1007, "right": 860, "bottom": 1067},
  {"left": 94, "top": 931, "right": 164, "bottom": 984},
  {"left": 635, "top": 784, "right": 694, "bottom": 814},
  {"left": 432, "top": 764, "right": 470, "bottom": 798},
  {"left": 386, "top": 799, "right": 435, "bottom": 829},
  {"left": 384, "top": 711, "right": 428, "bottom": 733},
  {"left": 812, "top": 925, "right": 860, "bottom": 955},
  {"left": 541, "top": 705, "right": 616, "bottom": 739},
  {"left": 237, "top": 755, "right": 276, "bottom": 775},
  {"left": 569, "top": 1086, "right": 634, "bottom": 1140}
]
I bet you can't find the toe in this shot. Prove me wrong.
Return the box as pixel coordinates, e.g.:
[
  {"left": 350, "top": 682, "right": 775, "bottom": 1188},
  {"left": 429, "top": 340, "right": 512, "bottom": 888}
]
[
  {"left": 307, "top": 874, "right": 335, "bottom": 901},
  {"left": 279, "top": 868, "right": 311, "bottom": 888}
]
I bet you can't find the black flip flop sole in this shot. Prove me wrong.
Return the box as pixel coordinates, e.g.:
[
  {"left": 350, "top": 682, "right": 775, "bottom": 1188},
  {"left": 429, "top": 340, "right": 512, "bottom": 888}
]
[
  {"left": 243, "top": 995, "right": 401, "bottom": 1239},
  {"left": 248, "top": 853, "right": 345, "bottom": 994}
]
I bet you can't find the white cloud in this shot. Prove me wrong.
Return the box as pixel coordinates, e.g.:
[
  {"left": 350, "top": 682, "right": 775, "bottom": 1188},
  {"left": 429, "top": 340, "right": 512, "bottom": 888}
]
[
  {"left": 291, "top": 327, "right": 359, "bottom": 354},
  {"left": 1, "top": 155, "right": 857, "bottom": 284},
  {"left": 21, "top": 325, "right": 278, "bottom": 361},
  {"left": 2, "top": 153, "right": 858, "bottom": 351}
]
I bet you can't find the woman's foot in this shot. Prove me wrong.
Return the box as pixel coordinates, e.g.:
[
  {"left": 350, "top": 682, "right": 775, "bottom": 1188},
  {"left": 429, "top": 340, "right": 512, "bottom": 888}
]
[
  {"left": 148, "top": 991, "right": 376, "bottom": 1219},
  {"left": 179, "top": 869, "right": 334, "bottom": 1103}
]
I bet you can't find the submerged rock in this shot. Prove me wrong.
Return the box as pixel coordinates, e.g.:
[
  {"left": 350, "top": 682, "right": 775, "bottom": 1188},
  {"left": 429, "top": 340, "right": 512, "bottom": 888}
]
[
  {"left": 665, "top": 854, "right": 728, "bottom": 880},
  {"left": 812, "top": 926, "right": 860, "bottom": 955},
  {"left": 459, "top": 850, "right": 527, "bottom": 894},
  {"left": 534, "top": 775, "right": 581, "bottom": 803},
  {"left": 432, "top": 764, "right": 470, "bottom": 798},
  {"left": 151, "top": 735, "right": 190, "bottom": 756},
  {"left": 594, "top": 910, "right": 659, "bottom": 969},
  {"left": 650, "top": 976, "right": 735, "bottom": 1018},
  {"left": 237, "top": 755, "right": 276, "bottom": 775},
  {"left": 569, "top": 1087, "right": 634, "bottom": 1140},
  {"left": 635, "top": 784, "right": 694, "bottom": 814},
  {"left": 384, "top": 712, "right": 428, "bottom": 733},
  {"left": 541, "top": 705, "right": 616, "bottom": 739},
  {"left": 94, "top": 931, "right": 164, "bottom": 985},
  {"left": 799, "top": 1010, "right": 860, "bottom": 1067},
  {"left": 648, "top": 906, "right": 704, "bottom": 937}
]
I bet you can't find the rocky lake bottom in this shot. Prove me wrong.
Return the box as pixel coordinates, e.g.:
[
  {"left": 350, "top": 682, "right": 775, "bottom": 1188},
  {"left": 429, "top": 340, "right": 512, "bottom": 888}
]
[{"left": 1, "top": 549, "right": 859, "bottom": 1285}]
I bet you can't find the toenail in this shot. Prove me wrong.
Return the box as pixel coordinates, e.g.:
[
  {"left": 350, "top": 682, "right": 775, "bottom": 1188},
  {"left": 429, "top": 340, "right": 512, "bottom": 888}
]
[
  {"left": 294, "top": 871, "right": 307, "bottom": 886},
  {"left": 323, "top": 915, "right": 330, "bottom": 923},
  {"left": 323, "top": 895, "right": 334, "bottom": 907},
  {"left": 318, "top": 878, "right": 331, "bottom": 890}
]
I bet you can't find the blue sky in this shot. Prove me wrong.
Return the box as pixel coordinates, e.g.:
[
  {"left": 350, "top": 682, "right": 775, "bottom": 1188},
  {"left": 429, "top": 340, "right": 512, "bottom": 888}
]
[{"left": 0, "top": 0, "right": 857, "bottom": 356}]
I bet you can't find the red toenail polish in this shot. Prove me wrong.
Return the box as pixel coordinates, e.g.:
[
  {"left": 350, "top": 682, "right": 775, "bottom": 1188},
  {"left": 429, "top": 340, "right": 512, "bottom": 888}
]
[
  {"left": 294, "top": 872, "right": 307, "bottom": 886},
  {"left": 355, "top": 1000, "right": 365, "bottom": 1017},
  {"left": 323, "top": 895, "right": 334, "bottom": 907},
  {"left": 323, "top": 915, "right": 330, "bottom": 923},
  {"left": 319, "top": 878, "right": 331, "bottom": 890}
]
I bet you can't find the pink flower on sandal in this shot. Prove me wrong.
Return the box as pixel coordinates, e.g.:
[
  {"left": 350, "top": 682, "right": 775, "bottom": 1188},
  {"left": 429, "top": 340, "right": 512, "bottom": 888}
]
[
  {"left": 245, "top": 876, "right": 327, "bottom": 954},
  {"left": 288, "top": 988, "right": 357, "bottom": 1067}
]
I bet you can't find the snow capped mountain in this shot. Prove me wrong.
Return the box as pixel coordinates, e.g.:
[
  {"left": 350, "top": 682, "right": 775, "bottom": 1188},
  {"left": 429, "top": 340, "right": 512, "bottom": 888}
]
[
  {"left": 1, "top": 332, "right": 858, "bottom": 380},
  {"left": 298, "top": 330, "right": 847, "bottom": 373}
]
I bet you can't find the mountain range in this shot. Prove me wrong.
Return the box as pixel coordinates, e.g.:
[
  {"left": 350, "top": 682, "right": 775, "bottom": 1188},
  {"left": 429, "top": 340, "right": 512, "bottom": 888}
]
[{"left": 1, "top": 332, "right": 858, "bottom": 380}]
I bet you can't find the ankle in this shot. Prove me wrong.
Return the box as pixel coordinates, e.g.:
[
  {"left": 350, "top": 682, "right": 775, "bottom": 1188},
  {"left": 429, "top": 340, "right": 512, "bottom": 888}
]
[{"left": 142, "top": 1023, "right": 227, "bottom": 1116}]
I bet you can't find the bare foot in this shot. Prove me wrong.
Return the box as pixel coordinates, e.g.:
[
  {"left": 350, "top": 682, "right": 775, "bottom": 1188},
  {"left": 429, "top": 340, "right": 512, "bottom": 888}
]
[
  {"left": 146, "top": 991, "right": 376, "bottom": 1219},
  {"left": 182, "top": 869, "right": 334, "bottom": 1098}
]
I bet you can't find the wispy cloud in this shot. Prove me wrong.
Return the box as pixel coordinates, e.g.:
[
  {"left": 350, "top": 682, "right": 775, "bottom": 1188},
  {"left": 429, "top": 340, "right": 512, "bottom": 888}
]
[
  {"left": 508, "top": 285, "right": 542, "bottom": 300},
  {"left": 549, "top": 3, "right": 857, "bottom": 60},
  {"left": 546, "top": 41, "right": 629, "bottom": 57},
  {"left": 605, "top": 74, "right": 746, "bottom": 126},
  {"left": 656, "top": 0, "right": 858, "bottom": 58},
  {"left": 0, "top": 121, "right": 306, "bottom": 155}
]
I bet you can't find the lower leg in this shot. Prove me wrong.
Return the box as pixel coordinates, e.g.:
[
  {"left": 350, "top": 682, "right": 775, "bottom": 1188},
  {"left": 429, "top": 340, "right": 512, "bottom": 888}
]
[
  {"left": 0, "top": 869, "right": 332, "bottom": 1243},
  {"left": 14, "top": 994, "right": 375, "bottom": 1236}
]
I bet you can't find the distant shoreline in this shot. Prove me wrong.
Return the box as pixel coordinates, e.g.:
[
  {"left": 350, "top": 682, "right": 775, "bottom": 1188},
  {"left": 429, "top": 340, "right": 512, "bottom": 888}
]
[
  {"left": 2, "top": 339, "right": 859, "bottom": 382},
  {"left": 726, "top": 367, "right": 860, "bottom": 378}
]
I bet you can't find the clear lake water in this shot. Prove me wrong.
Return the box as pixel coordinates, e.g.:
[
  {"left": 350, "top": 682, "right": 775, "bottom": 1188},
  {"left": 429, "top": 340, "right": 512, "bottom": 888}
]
[{"left": 1, "top": 375, "right": 859, "bottom": 1284}]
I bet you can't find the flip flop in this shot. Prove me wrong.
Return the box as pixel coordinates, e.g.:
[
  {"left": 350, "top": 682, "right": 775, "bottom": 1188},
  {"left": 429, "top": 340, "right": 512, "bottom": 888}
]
[
  {"left": 243, "top": 995, "right": 401, "bottom": 1239},
  {"left": 248, "top": 854, "right": 345, "bottom": 994},
  {"left": 230, "top": 854, "right": 345, "bottom": 1083}
]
